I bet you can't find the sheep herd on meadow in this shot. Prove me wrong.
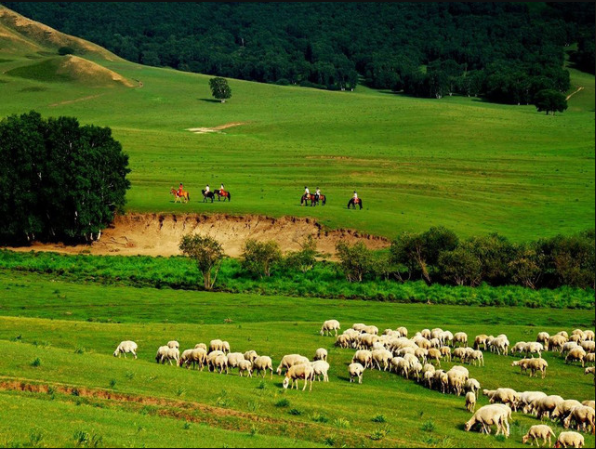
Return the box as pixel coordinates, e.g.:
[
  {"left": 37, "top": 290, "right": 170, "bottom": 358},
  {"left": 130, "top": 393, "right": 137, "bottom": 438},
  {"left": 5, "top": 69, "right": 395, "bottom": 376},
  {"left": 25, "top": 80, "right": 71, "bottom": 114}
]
[{"left": 113, "top": 320, "right": 595, "bottom": 447}]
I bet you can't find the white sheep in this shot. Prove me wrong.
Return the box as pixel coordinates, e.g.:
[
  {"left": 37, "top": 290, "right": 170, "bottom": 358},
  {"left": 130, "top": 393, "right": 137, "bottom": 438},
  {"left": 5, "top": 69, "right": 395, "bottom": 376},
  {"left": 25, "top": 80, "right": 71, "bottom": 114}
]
[
  {"left": 244, "top": 350, "right": 259, "bottom": 364},
  {"left": 469, "top": 350, "right": 485, "bottom": 367},
  {"left": 526, "top": 342, "right": 544, "bottom": 358},
  {"left": 475, "top": 335, "right": 490, "bottom": 351},
  {"left": 584, "top": 331, "right": 595, "bottom": 342},
  {"left": 276, "top": 354, "right": 310, "bottom": 375},
  {"left": 465, "top": 405, "right": 511, "bottom": 437},
  {"left": 566, "top": 348, "right": 588, "bottom": 367},
  {"left": 314, "top": 348, "right": 328, "bottom": 362},
  {"left": 283, "top": 364, "right": 314, "bottom": 392},
  {"left": 349, "top": 363, "right": 365, "bottom": 384},
  {"left": 466, "top": 392, "right": 477, "bottom": 413},
  {"left": 156, "top": 346, "right": 180, "bottom": 366},
  {"left": 310, "top": 361, "right": 330, "bottom": 382},
  {"left": 321, "top": 320, "right": 341, "bottom": 337},
  {"left": 581, "top": 341, "right": 595, "bottom": 353},
  {"left": 209, "top": 339, "right": 225, "bottom": 353},
  {"left": 583, "top": 401, "right": 595, "bottom": 411},
  {"left": 532, "top": 396, "right": 565, "bottom": 420},
  {"left": 195, "top": 343, "right": 208, "bottom": 352},
  {"left": 372, "top": 349, "right": 393, "bottom": 372},
  {"left": 213, "top": 355, "right": 229, "bottom": 375},
  {"left": 397, "top": 327, "right": 409, "bottom": 338},
  {"left": 465, "top": 379, "right": 481, "bottom": 400},
  {"left": 352, "top": 350, "right": 373, "bottom": 369},
  {"left": 113, "top": 341, "right": 138, "bottom": 359},
  {"left": 522, "top": 425, "right": 556, "bottom": 447},
  {"left": 238, "top": 360, "right": 253, "bottom": 378},
  {"left": 222, "top": 341, "right": 231, "bottom": 354},
  {"left": 555, "top": 432, "right": 585, "bottom": 449},
  {"left": 537, "top": 332, "right": 551, "bottom": 351},
  {"left": 519, "top": 392, "right": 548, "bottom": 414},
  {"left": 454, "top": 332, "right": 468, "bottom": 347},
  {"left": 167, "top": 341, "right": 180, "bottom": 350},
  {"left": 253, "top": 356, "right": 274, "bottom": 379},
  {"left": 485, "top": 388, "right": 520, "bottom": 412},
  {"left": 552, "top": 400, "right": 584, "bottom": 421},
  {"left": 226, "top": 353, "right": 246, "bottom": 370},
  {"left": 564, "top": 406, "right": 595, "bottom": 435}
]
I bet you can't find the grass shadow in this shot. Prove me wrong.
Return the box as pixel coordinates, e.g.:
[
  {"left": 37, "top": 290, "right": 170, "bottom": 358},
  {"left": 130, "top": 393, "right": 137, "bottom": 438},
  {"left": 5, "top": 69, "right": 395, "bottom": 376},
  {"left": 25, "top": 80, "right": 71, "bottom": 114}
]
[{"left": 199, "top": 99, "right": 223, "bottom": 104}]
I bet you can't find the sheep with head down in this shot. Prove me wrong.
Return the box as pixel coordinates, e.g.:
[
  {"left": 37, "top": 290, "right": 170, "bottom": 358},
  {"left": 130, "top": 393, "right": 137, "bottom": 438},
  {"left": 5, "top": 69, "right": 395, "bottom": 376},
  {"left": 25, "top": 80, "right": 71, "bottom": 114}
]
[
  {"left": 320, "top": 320, "right": 341, "bottom": 337},
  {"left": 466, "top": 392, "right": 477, "bottom": 413},
  {"left": 519, "top": 392, "right": 547, "bottom": 414},
  {"left": 564, "top": 406, "right": 595, "bottom": 435},
  {"left": 531, "top": 396, "right": 565, "bottom": 420},
  {"left": 465, "top": 379, "right": 481, "bottom": 400},
  {"left": 283, "top": 364, "right": 314, "bottom": 392},
  {"left": 277, "top": 354, "right": 310, "bottom": 375},
  {"left": 314, "top": 348, "right": 328, "bottom": 362},
  {"left": 465, "top": 404, "right": 511, "bottom": 437},
  {"left": 238, "top": 360, "right": 253, "bottom": 378},
  {"left": 113, "top": 341, "right": 138, "bottom": 359},
  {"left": 310, "top": 361, "right": 330, "bottom": 382},
  {"left": 555, "top": 432, "right": 585, "bottom": 449},
  {"left": 522, "top": 425, "right": 556, "bottom": 447},
  {"left": 349, "top": 363, "right": 365, "bottom": 384},
  {"left": 253, "top": 356, "right": 274, "bottom": 379},
  {"left": 552, "top": 400, "right": 584, "bottom": 422}
]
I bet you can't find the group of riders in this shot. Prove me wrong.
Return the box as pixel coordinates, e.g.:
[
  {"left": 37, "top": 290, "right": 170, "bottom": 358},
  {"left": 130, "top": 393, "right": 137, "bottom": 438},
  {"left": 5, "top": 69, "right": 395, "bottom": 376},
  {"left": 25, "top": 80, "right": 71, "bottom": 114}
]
[{"left": 173, "top": 183, "right": 360, "bottom": 206}]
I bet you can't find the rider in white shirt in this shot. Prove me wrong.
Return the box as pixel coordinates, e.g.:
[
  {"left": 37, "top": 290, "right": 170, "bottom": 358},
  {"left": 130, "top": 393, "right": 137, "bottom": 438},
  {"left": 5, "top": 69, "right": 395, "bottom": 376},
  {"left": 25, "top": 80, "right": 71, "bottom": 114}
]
[{"left": 205, "top": 185, "right": 211, "bottom": 194}]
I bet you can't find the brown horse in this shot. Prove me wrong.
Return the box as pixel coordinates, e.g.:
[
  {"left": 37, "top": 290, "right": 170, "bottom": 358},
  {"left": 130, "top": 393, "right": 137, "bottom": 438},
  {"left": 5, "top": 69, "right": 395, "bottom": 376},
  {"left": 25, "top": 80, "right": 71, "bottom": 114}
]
[
  {"left": 347, "top": 198, "right": 363, "bottom": 210},
  {"left": 215, "top": 190, "right": 232, "bottom": 202},
  {"left": 171, "top": 187, "right": 190, "bottom": 204}
]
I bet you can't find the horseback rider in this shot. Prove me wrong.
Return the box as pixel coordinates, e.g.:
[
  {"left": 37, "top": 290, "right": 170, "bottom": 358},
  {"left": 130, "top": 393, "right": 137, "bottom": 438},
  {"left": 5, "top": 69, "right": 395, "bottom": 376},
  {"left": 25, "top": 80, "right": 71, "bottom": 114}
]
[
  {"left": 353, "top": 191, "right": 359, "bottom": 204},
  {"left": 220, "top": 184, "right": 226, "bottom": 195},
  {"left": 177, "top": 183, "right": 184, "bottom": 197},
  {"left": 316, "top": 187, "right": 322, "bottom": 202},
  {"left": 304, "top": 186, "right": 310, "bottom": 201},
  {"left": 205, "top": 184, "right": 211, "bottom": 195}
]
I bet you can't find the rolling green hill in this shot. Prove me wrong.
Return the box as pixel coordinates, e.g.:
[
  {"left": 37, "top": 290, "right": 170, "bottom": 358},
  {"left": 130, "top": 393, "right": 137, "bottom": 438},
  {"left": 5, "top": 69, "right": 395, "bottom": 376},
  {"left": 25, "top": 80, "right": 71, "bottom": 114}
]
[{"left": 0, "top": 5, "right": 594, "bottom": 242}]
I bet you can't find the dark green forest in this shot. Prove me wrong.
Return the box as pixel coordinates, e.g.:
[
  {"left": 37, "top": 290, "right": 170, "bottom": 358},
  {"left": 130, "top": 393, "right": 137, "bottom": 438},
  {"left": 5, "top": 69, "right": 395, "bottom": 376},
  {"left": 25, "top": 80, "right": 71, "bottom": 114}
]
[{"left": 3, "top": 2, "right": 595, "bottom": 103}]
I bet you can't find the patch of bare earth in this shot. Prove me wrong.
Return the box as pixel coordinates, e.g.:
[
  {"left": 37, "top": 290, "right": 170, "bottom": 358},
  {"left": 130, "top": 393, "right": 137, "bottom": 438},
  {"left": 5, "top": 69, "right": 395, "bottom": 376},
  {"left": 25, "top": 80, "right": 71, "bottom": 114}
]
[
  {"left": 4, "top": 214, "right": 389, "bottom": 259},
  {"left": 187, "top": 122, "right": 250, "bottom": 134}
]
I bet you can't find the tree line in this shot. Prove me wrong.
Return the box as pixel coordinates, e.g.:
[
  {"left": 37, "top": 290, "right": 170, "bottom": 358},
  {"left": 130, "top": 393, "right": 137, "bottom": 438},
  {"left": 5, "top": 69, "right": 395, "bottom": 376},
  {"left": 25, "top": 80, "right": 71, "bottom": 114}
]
[
  {"left": 5, "top": 2, "right": 594, "bottom": 104},
  {"left": 0, "top": 112, "right": 130, "bottom": 244}
]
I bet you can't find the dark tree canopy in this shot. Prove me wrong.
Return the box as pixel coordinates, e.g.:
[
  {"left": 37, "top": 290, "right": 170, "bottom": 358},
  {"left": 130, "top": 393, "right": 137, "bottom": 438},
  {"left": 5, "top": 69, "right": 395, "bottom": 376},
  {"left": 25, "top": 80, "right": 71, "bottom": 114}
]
[
  {"left": 534, "top": 89, "right": 569, "bottom": 115},
  {"left": 209, "top": 77, "right": 232, "bottom": 103},
  {"left": 0, "top": 111, "right": 131, "bottom": 244},
  {"left": 4, "top": 3, "right": 593, "bottom": 104}
]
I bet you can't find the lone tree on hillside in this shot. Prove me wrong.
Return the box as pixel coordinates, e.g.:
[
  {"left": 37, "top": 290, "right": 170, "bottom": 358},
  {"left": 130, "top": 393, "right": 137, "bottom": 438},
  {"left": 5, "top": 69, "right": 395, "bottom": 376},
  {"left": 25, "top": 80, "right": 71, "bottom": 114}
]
[
  {"left": 534, "top": 89, "right": 568, "bottom": 115},
  {"left": 209, "top": 77, "right": 232, "bottom": 103},
  {"left": 180, "top": 235, "right": 225, "bottom": 290},
  {"left": 0, "top": 111, "right": 130, "bottom": 244}
]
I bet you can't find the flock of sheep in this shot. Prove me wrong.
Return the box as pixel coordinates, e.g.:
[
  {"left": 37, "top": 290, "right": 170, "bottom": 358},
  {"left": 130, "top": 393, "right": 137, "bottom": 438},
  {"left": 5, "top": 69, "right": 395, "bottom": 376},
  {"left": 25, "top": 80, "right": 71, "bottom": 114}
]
[{"left": 112, "top": 320, "right": 595, "bottom": 447}]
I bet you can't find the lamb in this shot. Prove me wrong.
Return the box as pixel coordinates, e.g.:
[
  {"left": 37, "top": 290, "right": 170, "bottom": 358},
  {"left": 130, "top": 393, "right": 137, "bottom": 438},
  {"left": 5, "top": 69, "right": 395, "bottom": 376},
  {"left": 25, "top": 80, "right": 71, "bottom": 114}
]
[
  {"left": 454, "top": 333, "right": 468, "bottom": 347},
  {"left": 310, "top": 361, "right": 330, "bottom": 382},
  {"left": 465, "top": 405, "right": 511, "bottom": 437},
  {"left": 321, "top": 320, "right": 341, "bottom": 337},
  {"left": 466, "top": 392, "right": 477, "bottom": 413},
  {"left": 113, "top": 341, "right": 138, "bottom": 359},
  {"left": 564, "top": 406, "right": 595, "bottom": 435},
  {"left": 277, "top": 355, "right": 310, "bottom": 375},
  {"left": 522, "top": 425, "right": 556, "bottom": 447},
  {"left": 238, "top": 360, "right": 253, "bottom": 378},
  {"left": 156, "top": 346, "right": 180, "bottom": 366},
  {"left": 465, "top": 379, "right": 481, "bottom": 400},
  {"left": 531, "top": 396, "right": 565, "bottom": 420},
  {"left": 555, "top": 432, "right": 585, "bottom": 449},
  {"left": 349, "top": 363, "right": 365, "bottom": 384},
  {"left": 314, "top": 348, "right": 328, "bottom": 362},
  {"left": 253, "top": 356, "right": 274, "bottom": 379},
  {"left": 352, "top": 350, "right": 373, "bottom": 369},
  {"left": 566, "top": 348, "right": 587, "bottom": 367},
  {"left": 283, "top": 364, "right": 314, "bottom": 392}
]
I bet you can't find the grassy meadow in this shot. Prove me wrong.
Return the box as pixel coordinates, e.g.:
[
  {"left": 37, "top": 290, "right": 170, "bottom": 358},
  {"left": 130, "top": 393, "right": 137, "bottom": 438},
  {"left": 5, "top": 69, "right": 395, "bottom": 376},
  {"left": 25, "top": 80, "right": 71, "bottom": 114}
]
[
  {"left": 0, "top": 47, "right": 594, "bottom": 241},
  {"left": 0, "top": 272, "right": 594, "bottom": 448}
]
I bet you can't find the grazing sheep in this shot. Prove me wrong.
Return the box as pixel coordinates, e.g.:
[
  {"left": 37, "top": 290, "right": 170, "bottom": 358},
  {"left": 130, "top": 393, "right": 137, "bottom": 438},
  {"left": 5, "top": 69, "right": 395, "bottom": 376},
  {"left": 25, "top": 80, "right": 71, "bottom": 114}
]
[
  {"left": 314, "top": 348, "right": 328, "bottom": 362},
  {"left": 519, "top": 392, "right": 548, "bottom": 415},
  {"left": 528, "top": 358, "right": 549, "bottom": 379},
  {"left": 113, "top": 341, "right": 138, "bottom": 359},
  {"left": 465, "top": 405, "right": 511, "bottom": 437},
  {"left": 156, "top": 346, "right": 180, "bottom": 366},
  {"left": 227, "top": 353, "right": 246, "bottom": 370},
  {"left": 526, "top": 343, "right": 544, "bottom": 358},
  {"left": 566, "top": 348, "right": 588, "bottom": 367},
  {"left": 513, "top": 359, "right": 532, "bottom": 374},
  {"left": 564, "top": 406, "right": 595, "bottom": 435},
  {"left": 335, "top": 335, "right": 350, "bottom": 349},
  {"left": 537, "top": 333, "right": 551, "bottom": 351},
  {"left": 453, "top": 348, "right": 467, "bottom": 364},
  {"left": 363, "top": 326, "right": 380, "bottom": 336},
  {"left": 253, "top": 356, "right": 274, "bottom": 379},
  {"left": 352, "top": 323, "right": 367, "bottom": 332},
  {"left": 213, "top": 355, "right": 229, "bottom": 375},
  {"left": 584, "top": 353, "right": 595, "bottom": 366},
  {"left": 207, "top": 351, "right": 225, "bottom": 372},
  {"left": 167, "top": 341, "right": 180, "bottom": 350},
  {"left": 572, "top": 330, "right": 586, "bottom": 341},
  {"left": 585, "top": 367, "right": 595, "bottom": 377},
  {"left": 466, "top": 392, "right": 477, "bottom": 413},
  {"left": 195, "top": 343, "right": 208, "bottom": 352},
  {"left": 584, "top": 331, "right": 595, "bottom": 342},
  {"left": 563, "top": 342, "right": 580, "bottom": 357},
  {"left": 583, "top": 401, "right": 595, "bottom": 411},
  {"left": 421, "top": 329, "right": 432, "bottom": 340},
  {"left": 581, "top": 341, "right": 595, "bottom": 354},
  {"left": 466, "top": 379, "right": 481, "bottom": 400},
  {"left": 522, "top": 425, "right": 556, "bottom": 447},
  {"left": 222, "top": 341, "right": 231, "bottom": 355},
  {"left": 490, "top": 336, "right": 510, "bottom": 356},
  {"left": 454, "top": 333, "right": 468, "bottom": 348},
  {"left": 397, "top": 327, "right": 409, "bottom": 338},
  {"left": 178, "top": 349, "right": 196, "bottom": 369},
  {"left": 550, "top": 335, "right": 569, "bottom": 353},
  {"left": 277, "top": 355, "right": 310, "bottom": 375},
  {"left": 189, "top": 348, "right": 208, "bottom": 371},
  {"left": 440, "top": 347, "right": 452, "bottom": 362},
  {"left": 349, "top": 363, "right": 365, "bottom": 384},
  {"left": 448, "top": 370, "right": 467, "bottom": 396},
  {"left": 428, "top": 348, "right": 442, "bottom": 367},
  {"left": 244, "top": 350, "right": 259, "bottom": 364},
  {"left": 485, "top": 388, "right": 520, "bottom": 412},
  {"left": 450, "top": 366, "right": 470, "bottom": 381},
  {"left": 531, "top": 396, "right": 565, "bottom": 420},
  {"left": 310, "top": 361, "right": 330, "bottom": 382},
  {"left": 352, "top": 351, "right": 374, "bottom": 369},
  {"left": 372, "top": 349, "right": 393, "bottom": 372},
  {"left": 552, "top": 401, "right": 584, "bottom": 422},
  {"left": 238, "top": 360, "right": 253, "bottom": 378},
  {"left": 469, "top": 350, "right": 485, "bottom": 367},
  {"left": 283, "top": 364, "right": 315, "bottom": 392},
  {"left": 209, "top": 340, "right": 225, "bottom": 353},
  {"left": 475, "top": 335, "right": 490, "bottom": 351},
  {"left": 558, "top": 331, "right": 570, "bottom": 340},
  {"left": 321, "top": 320, "right": 341, "bottom": 337},
  {"left": 555, "top": 432, "right": 585, "bottom": 449},
  {"left": 512, "top": 342, "right": 529, "bottom": 356}
]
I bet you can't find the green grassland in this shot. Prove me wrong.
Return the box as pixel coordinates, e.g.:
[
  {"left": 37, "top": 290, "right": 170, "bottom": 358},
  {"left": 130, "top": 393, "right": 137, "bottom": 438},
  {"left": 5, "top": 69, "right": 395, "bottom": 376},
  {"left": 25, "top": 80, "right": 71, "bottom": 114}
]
[
  {"left": 0, "top": 40, "right": 594, "bottom": 241},
  {"left": 0, "top": 272, "right": 594, "bottom": 448}
]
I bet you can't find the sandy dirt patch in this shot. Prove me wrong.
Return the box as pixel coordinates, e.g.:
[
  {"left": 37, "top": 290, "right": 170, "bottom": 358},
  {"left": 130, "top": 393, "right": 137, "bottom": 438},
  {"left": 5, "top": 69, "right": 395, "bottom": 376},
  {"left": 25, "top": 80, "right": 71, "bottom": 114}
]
[
  {"left": 4, "top": 214, "right": 390, "bottom": 259},
  {"left": 188, "top": 122, "right": 250, "bottom": 134}
]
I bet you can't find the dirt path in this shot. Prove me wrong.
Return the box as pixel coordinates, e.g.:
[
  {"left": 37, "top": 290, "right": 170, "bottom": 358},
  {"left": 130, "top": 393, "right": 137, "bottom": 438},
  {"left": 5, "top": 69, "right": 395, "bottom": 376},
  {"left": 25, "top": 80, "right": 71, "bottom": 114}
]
[
  {"left": 3, "top": 213, "right": 390, "bottom": 259},
  {"left": 49, "top": 94, "right": 105, "bottom": 107},
  {"left": 566, "top": 86, "right": 585, "bottom": 101},
  {"left": 187, "top": 122, "right": 250, "bottom": 134}
]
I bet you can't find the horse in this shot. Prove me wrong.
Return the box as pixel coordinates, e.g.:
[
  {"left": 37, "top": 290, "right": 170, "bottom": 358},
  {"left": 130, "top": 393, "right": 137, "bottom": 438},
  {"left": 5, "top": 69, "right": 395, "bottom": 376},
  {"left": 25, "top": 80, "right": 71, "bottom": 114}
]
[
  {"left": 301, "top": 194, "right": 327, "bottom": 207},
  {"left": 215, "top": 190, "right": 232, "bottom": 202},
  {"left": 202, "top": 190, "right": 216, "bottom": 203},
  {"left": 348, "top": 198, "right": 363, "bottom": 210},
  {"left": 171, "top": 187, "right": 190, "bottom": 204}
]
